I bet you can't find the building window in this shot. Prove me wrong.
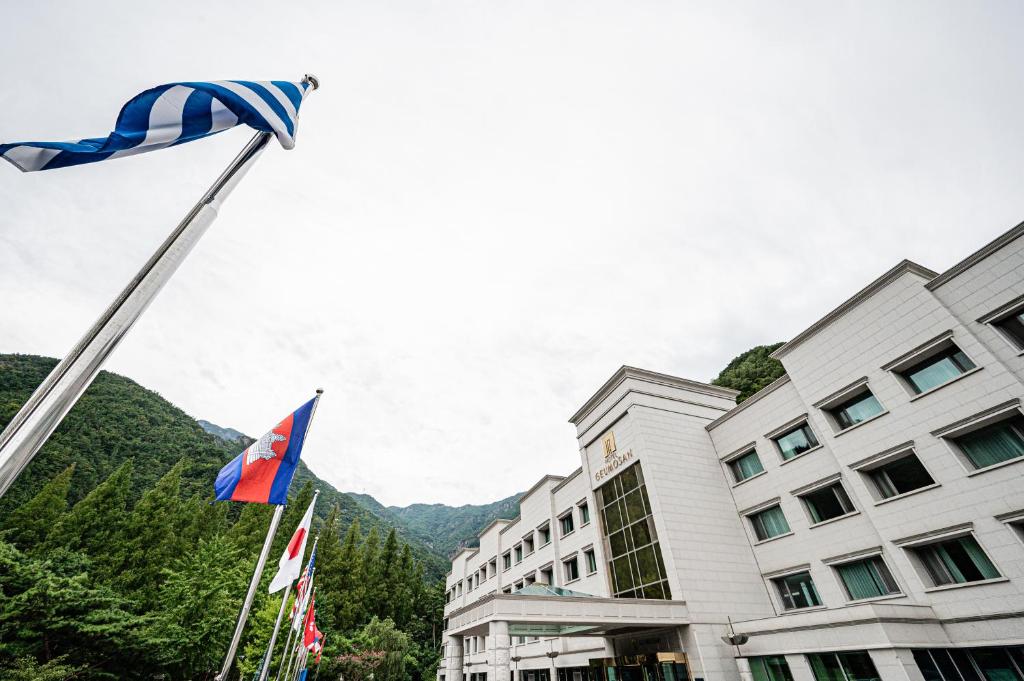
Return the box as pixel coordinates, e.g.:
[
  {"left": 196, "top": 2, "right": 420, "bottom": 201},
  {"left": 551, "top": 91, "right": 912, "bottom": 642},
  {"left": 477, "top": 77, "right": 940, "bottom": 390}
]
[
  {"left": 540, "top": 566, "right": 553, "bottom": 585},
  {"left": 502, "top": 551, "right": 512, "bottom": 571},
  {"left": 524, "top": 574, "right": 536, "bottom": 586},
  {"left": 828, "top": 389, "right": 884, "bottom": 430},
  {"left": 579, "top": 502, "right": 590, "bottom": 525},
  {"left": 523, "top": 534, "right": 535, "bottom": 555},
  {"left": 806, "top": 652, "right": 879, "bottom": 681},
  {"left": 563, "top": 556, "right": 580, "bottom": 582},
  {"left": 538, "top": 524, "right": 551, "bottom": 546},
  {"left": 772, "top": 571, "right": 821, "bottom": 610},
  {"left": 489, "top": 558, "right": 497, "bottom": 576},
  {"left": 949, "top": 414, "right": 1024, "bottom": 470},
  {"left": 834, "top": 556, "right": 900, "bottom": 601},
  {"left": 748, "top": 656, "right": 794, "bottom": 681},
  {"left": 908, "top": 535, "right": 1000, "bottom": 587},
  {"left": 900, "top": 345, "right": 976, "bottom": 394},
  {"left": 748, "top": 505, "right": 791, "bottom": 541},
  {"left": 596, "top": 462, "right": 671, "bottom": 599},
  {"left": 457, "top": 582, "right": 462, "bottom": 596},
  {"left": 560, "top": 512, "right": 575, "bottom": 536},
  {"left": 729, "top": 450, "right": 765, "bottom": 482},
  {"left": 513, "top": 580, "right": 523, "bottom": 591},
  {"left": 502, "top": 586, "right": 512, "bottom": 594},
  {"left": 514, "top": 544, "right": 523, "bottom": 564},
  {"left": 913, "top": 647, "right": 1024, "bottom": 681},
  {"left": 773, "top": 423, "right": 819, "bottom": 460},
  {"left": 864, "top": 451, "right": 934, "bottom": 499},
  {"left": 993, "top": 306, "right": 1024, "bottom": 350},
  {"left": 800, "top": 482, "right": 855, "bottom": 524},
  {"left": 584, "top": 549, "right": 597, "bottom": 574}
]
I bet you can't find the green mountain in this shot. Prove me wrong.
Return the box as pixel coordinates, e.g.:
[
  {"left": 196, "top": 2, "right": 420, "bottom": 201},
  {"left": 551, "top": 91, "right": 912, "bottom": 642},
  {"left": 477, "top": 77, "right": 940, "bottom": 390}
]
[
  {"left": 348, "top": 492, "right": 521, "bottom": 557},
  {"left": 0, "top": 354, "right": 447, "bottom": 577},
  {"left": 711, "top": 342, "right": 787, "bottom": 403}
]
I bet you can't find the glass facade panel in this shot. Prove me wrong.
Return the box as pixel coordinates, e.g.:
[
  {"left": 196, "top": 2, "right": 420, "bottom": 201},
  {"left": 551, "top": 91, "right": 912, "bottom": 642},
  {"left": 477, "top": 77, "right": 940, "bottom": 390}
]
[
  {"left": 749, "top": 656, "right": 794, "bottom": 681},
  {"left": 775, "top": 424, "right": 819, "bottom": 460},
  {"left": 953, "top": 416, "right": 1024, "bottom": 469},
  {"left": 807, "top": 652, "right": 880, "bottom": 681},
  {"left": 912, "top": 647, "right": 1024, "bottom": 681},
  {"left": 596, "top": 462, "right": 670, "bottom": 599}
]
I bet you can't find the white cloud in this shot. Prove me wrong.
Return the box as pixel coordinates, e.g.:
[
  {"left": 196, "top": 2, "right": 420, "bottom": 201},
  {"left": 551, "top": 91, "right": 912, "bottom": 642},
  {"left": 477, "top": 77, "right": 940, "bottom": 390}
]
[{"left": 2, "top": 0, "right": 1023, "bottom": 504}]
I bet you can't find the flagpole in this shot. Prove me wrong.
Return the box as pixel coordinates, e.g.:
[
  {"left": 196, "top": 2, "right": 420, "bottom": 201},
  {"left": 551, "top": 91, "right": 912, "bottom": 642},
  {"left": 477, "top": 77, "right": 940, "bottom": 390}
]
[
  {"left": 286, "top": 587, "right": 315, "bottom": 681},
  {"left": 217, "top": 502, "right": 285, "bottom": 681},
  {"left": 261, "top": 532, "right": 319, "bottom": 681},
  {"left": 277, "top": 565, "right": 314, "bottom": 681},
  {"left": 0, "top": 75, "right": 320, "bottom": 500}
]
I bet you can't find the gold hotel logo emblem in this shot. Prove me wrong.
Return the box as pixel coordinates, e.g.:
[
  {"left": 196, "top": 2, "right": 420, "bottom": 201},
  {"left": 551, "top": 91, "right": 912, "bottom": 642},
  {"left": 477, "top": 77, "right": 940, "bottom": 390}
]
[{"left": 602, "top": 432, "right": 616, "bottom": 460}]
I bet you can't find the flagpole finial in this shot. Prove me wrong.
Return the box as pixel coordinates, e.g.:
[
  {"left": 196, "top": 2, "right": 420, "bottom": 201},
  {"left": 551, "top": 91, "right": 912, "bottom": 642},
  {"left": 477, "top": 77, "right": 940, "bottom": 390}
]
[
  {"left": 315, "top": 388, "right": 324, "bottom": 395},
  {"left": 303, "top": 74, "right": 320, "bottom": 90}
]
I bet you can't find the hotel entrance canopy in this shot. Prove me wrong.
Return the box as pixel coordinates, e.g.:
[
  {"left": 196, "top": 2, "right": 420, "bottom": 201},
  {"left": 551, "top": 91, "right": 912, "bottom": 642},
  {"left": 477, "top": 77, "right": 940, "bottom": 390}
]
[{"left": 446, "top": 586, "right": 690, "bottom": 638}]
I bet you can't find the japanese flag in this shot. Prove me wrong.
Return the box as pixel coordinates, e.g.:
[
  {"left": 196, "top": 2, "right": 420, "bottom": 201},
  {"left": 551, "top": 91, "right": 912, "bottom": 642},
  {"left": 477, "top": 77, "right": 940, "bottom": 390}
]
[{"left": 269, "top": 497, "right": 316, "bottom": 593}]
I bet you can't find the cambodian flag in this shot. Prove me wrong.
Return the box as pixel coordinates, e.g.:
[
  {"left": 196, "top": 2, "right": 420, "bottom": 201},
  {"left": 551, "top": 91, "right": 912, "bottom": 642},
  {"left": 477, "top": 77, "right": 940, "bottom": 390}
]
[{"left": 214, "top": 397, "right": 317, "bottom": 504}]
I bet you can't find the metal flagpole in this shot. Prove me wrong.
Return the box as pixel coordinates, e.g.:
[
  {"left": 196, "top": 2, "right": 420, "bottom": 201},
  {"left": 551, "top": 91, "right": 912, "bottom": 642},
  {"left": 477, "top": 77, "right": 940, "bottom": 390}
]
[
  {"left": 277, "top": 566, "right": 315, "bottom": 681},
  {"left": 217, "top": 502, "right": 285, "bottom": 681},
  {"left": 220, "top": 390, "right": 325, "bottom": 681},
  {"left": 0, "top": 75, "right": 320, "bottom": 500},
  {"left": 261, "top": 532, "right": 319, "bottom": 681}
]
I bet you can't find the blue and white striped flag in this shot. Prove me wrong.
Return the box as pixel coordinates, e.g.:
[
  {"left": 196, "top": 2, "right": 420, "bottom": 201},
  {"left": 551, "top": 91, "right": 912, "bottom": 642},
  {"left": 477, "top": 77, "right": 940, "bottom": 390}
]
[{"left": 0, "top": 80, "right": 312, "bottom": 172}]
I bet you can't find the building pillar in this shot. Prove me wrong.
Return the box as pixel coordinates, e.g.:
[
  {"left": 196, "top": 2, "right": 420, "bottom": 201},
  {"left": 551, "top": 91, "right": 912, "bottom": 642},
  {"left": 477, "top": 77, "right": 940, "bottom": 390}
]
[
  {"left": 447, "top": 635, "right": 465, "bottom": 681},
  {"left": 491, "top": 621, "right": 511, "bottom": 681}
]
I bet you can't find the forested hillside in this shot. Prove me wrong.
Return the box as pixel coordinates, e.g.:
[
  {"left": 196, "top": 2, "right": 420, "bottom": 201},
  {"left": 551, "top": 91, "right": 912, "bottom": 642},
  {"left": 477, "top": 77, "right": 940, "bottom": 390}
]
[
  {"left": 0, "top": 354, "right": 444, "bottom": 680},
  {"left": 711, "top": 342, "right": 787, "bottom": 403},
  {"left": 350, "top": 492, "right": 521, "bottom": 557}
]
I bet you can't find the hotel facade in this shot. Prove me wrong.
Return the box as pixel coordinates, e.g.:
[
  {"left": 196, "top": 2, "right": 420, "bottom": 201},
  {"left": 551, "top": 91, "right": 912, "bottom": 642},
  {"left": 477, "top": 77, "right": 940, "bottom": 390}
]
[{"left": 440, "top": 222, "right": 1024, "bottom": 681}]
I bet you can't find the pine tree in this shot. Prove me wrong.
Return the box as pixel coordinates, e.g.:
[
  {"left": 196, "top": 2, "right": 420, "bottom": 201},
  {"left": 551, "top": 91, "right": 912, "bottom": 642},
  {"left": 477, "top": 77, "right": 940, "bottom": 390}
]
[
  {"left": 1, "top": 464, "right": 74, "bottom": 551},
  {"left": 113, "top": 460, "right": 187, "bottom": 603},
  {"left": 227, "top": 500, "right": 276, "bottom": 556},
  {"left": 379, "top": 529, "right": 401, "bottom": 621},
  {"left": 360, "top": 527, "right": 383, "bottom": 621},
  {"left": 44, "top": 460, "right": 133, "bottom": 561},
  {"left": 179, "top": 493, "right": 230, "bottom": 545},
  {"left": 146, "top": 535, "right": 251, "bottom": 680}
]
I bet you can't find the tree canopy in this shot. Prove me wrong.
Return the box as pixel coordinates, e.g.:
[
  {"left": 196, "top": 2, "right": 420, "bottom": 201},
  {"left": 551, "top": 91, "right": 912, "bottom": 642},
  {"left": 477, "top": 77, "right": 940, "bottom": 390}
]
[{"left": 711, "top": 342, "right": 787, "bottom": 403}]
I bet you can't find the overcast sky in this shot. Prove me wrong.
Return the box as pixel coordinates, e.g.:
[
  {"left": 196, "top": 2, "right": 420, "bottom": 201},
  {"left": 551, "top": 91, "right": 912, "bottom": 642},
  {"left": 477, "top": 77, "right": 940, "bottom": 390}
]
[{"left": 2, "top": 1, "right": 1023, "bottom": 507}]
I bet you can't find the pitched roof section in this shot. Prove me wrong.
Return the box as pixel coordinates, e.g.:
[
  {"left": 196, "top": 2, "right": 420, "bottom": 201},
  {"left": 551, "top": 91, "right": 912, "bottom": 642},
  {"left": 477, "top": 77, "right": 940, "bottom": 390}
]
[
  {"left": 770, "top": 260, "right": 938, "bottom": 360},
  {"left": 569, "top": 365, "right": 739, "bottom": 426}
]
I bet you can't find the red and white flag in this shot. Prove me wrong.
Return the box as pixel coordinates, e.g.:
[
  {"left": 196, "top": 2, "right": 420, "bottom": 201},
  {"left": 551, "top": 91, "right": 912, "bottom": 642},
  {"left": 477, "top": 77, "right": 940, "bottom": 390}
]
[
  {"left": 269, "top": 496, "right": 317, "bottom": 593},
  {"left": 302, "top": 591, "right": 318, "bottom": 649}
]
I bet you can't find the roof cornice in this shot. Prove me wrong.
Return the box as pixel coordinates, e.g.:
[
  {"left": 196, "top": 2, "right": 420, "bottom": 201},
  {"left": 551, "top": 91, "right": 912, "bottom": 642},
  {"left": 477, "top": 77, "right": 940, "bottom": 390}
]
[
  {"left": 771, "top": 260, "right": 938, "bottom": 360},
  {"left": 926, "top": 219, "right": 1024, "bottom": 291},
  {"left": 569, "top": 365, "right": 739, "bottom": 426},
  {"left": 706, "top": 373, "right": 791, "bottom": 431}
]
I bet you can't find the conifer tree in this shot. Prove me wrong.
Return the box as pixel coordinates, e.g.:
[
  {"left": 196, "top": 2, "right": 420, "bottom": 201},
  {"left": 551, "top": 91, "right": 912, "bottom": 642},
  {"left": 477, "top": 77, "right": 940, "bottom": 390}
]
[
  {"left": 44, "top": 460, "right": 133, "bottom": 562},
  {"left": 113, "top": 460, "right": 187, "bottom": 602},
  {"left": 1, "top": 464, "right": 74, "bottom": 551},
  {"left": 336, "top": 515, "right": 365, "bottom": 632},
  {"left": 360, "top": 527, "right": 383, "bottom": 620},
  {"left": 380, "top": 528, "right": 401, "bottom": 621},
  {"left": 179, "top": 492, "right": 230, "bottom": 545},
  {"left": 227, "top": 499, "right": 276, "bottom": 556}
]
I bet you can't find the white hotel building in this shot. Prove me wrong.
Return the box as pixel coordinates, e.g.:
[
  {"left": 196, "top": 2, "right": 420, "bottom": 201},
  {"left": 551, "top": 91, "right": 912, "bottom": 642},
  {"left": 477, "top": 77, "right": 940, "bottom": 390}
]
[{"left": 440, "top": 222, "right": 1024, "bottom": 681}]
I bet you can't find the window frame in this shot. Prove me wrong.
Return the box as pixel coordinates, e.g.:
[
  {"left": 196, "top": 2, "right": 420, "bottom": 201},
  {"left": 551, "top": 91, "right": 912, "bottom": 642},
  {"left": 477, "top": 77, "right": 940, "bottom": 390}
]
[
  {"left": 882, "top": 330, "right": 981, "bottom": 399},
  {"left": 979, "top": 294, "right": 1024, "bottom": 354},
  {"left": 578, "top": 500, "right": 591, "bottom": 526},
  {"left": 513, "top": 543, "right": 523, "bottom": 564},
  {"left": 745, "top": 501, "right": 792, "bottom": 543},
  {"left": 933, "top": 401, "right": 1024, "bottom": 474},
  {"left": 559, "top": 510, "right": 575, "bottom": 537},
  {"left": 769, "top": 568, "right": 823, "bottom": 611},
  {"left": 813, "top": 378, "right": 887, "bottom": 434},
  {"left": 725, "top": 445, "right": 766, "bottom": 484},
  {"left": 895, "top": 526, "right": 1003, "bottom": 590},
  {"left": 562, "top": 554, "right": 580, "bottom": 583},
  {"left": 583, "top": 547, "right": 598, "bottom": 575},
  {"left": 827, "top": 552, "right": 902, "bottom": 602},
  {"left": 794, "top": 477, "right": 857, "bottom": 526},
  {"left": 537, "top": 522, "right": 552, "bottom": 547},
  {"left": 502, "top": 551, "right": 512, "bottom": 572},
  {"left": 850, "top": 443, "right": 939, "bottom": 504},
  {"left": 766, "top": 416, "right": 822, "bottom": 463},
  {"left": 522, "top": 532, "right": 535, "bottom": 556}
]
